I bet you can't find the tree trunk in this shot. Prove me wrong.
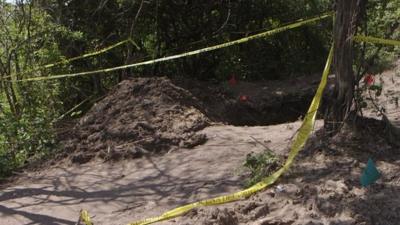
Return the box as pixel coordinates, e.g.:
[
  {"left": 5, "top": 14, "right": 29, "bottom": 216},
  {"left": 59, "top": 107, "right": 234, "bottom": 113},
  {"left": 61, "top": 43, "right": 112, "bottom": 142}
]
[{"left": 324, "top": 0, "right": 364, "bottom": 134}]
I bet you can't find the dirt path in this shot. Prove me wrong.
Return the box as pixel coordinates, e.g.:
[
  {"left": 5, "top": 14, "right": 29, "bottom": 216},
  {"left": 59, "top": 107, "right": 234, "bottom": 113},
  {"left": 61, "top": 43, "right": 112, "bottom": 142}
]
[{"left": 0, "top": 122, "right": 302, "bottom": 225}]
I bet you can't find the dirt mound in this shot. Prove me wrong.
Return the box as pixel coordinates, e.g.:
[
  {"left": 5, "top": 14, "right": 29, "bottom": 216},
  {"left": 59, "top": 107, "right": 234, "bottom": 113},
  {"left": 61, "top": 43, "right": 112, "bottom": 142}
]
[
  {"left": 62, "top": 77, "right": 209, "bottom": 163},
  {"left": 60, "top": 74, "right": 324, "bottom": 164}
]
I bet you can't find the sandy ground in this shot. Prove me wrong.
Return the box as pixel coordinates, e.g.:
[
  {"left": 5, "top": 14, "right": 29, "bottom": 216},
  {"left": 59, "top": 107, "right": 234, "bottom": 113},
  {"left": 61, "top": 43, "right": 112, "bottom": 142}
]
[
  {"left": 0, "top": 122, "right": 304, "bottom": 225},
  {"left": 3, "top": 118, "right": 399, "bottom": 225},
  {"left": 176, "top": 121, "right": 400, "bottom": 225},
  {"left": 1, "top": 60, "right": 400, "bottom": 225}
]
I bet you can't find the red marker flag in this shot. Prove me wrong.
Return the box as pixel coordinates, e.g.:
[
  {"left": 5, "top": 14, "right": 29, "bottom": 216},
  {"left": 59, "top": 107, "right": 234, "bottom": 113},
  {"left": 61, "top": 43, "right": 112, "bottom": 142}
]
[
  {"left": 363, "top": 73, "right": 374, "bottom": 86},
  {"left": 239, "top": 95, "right": 249, "bottom": 102},
  {"left": 228, "top": 75, "right": 237, "bottom": 86}
]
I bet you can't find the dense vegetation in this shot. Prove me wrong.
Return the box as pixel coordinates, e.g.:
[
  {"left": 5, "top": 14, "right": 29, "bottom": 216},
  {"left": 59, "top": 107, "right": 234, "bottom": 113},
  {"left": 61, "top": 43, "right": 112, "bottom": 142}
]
[{"left": 0, "top": 0, "right": 398, "bottom": 178}]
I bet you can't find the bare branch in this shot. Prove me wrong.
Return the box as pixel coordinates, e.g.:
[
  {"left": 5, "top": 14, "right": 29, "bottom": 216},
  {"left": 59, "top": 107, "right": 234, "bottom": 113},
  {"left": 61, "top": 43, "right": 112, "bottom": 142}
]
[
  {"left": 213, "top": 0, "right": 231, "bottom": 35},
  {"left": 129, "top": 0, "right": 145, "bottom": 38}
]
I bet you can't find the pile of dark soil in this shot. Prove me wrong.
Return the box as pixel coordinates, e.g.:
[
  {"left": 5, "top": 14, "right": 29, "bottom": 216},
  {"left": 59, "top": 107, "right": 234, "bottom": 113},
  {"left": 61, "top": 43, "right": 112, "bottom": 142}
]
[
  {"left": 62, "top": 77, "right": 209, "bottom": 164},
  {"left": 61, "top": 74, "right": 326, "bottom": 164}
]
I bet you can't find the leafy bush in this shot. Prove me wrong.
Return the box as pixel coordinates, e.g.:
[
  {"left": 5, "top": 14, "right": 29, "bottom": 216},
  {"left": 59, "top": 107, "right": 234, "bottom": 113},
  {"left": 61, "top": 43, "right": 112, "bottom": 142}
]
[
  {"left": 242, "top": 150, "right": 280, "bottom": 187},
  {"left": 0, "top": 2, "right": 79, "bottom": 178},
  {"left": 0, "top": 111, "right": 56, "bottom": 177},
  {"left": 355, "top": 0, "right": 400, "bottom": 76}
]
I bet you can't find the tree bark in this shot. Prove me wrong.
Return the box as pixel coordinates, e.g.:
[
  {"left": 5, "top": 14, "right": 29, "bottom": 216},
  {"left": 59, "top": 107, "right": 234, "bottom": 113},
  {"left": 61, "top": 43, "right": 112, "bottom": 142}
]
[{"left": 324, "top": 0, "right": 364, "bottom": 133}]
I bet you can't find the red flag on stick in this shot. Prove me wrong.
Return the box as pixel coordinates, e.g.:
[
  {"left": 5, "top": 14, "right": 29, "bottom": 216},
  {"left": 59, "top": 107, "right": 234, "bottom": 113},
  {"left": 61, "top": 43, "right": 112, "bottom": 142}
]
[
  {"left": 363, "top": 73, "right": 375, "bottom": 86},
  {"left": 239, "top": 95, "right": 249, "bottom": 102},
  {"left": 228, "top": 75, "right": 237, "bottom": 86}
]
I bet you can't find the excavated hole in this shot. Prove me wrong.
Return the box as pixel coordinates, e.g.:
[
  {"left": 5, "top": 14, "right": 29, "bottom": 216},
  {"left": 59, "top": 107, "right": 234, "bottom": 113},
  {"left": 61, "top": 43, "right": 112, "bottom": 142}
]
[{"left": 172, "top": 76, "right": 325, "bottom": 126}]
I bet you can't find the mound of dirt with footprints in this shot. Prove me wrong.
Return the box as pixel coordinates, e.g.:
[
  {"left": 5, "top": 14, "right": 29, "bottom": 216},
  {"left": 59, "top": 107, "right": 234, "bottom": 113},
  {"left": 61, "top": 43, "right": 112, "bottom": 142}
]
[
  {"left": 62, "top": 77, "right": 209, "bottom": 163},
  {"left": 60, "top": 75, "right": 323, "bottom": 164}
]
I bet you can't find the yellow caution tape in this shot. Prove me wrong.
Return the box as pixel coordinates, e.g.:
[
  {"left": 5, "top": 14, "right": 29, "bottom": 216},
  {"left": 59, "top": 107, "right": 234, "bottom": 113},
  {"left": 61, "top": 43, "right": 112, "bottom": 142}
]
[
  {"left": 127, "top": 44, "right": 334, "bottom": 225},
  {"left": 354, "top": 35, "right": 400, "bottom": 46},
  {"left": 15, "top": 12, "right": 333, "bottom": 82},
  {"left": 3, "top": 39, "right": 138, "bottom": 79},
  {"left": 80, "top": 210, "right": 93, "bottom": 225},
  {"left": 40, "top": 39, "right": 139, "bottom": 69}
]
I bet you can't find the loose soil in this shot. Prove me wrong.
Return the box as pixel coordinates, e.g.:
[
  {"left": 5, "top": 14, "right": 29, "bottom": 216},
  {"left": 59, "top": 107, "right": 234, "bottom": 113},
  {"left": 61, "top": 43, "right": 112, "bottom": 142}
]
[
  {"left": 61, "top": 77, "right": 210, "bottom": 164},
  {"left": 177, "top": 118, "right": 400, "bottom": 225},
  {"left": 59, "top": 74, "right": 322, "bottom": 164},
  {"left": 1, "top": 62, "right": 400, "bottom": 225},
  {"left": 0, "top": 122, "right": 304, "bottom": 225},
  {"left": 2, "top": 119, "right": 400, "bottom": 225}
]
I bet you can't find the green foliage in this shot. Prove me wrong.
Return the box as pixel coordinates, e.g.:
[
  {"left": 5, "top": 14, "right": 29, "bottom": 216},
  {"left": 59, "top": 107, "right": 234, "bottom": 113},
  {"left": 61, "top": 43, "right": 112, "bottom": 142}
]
[
  {"left": 0, "top": 1, "right": 78, "bottom": 178},
  {"left": 242, "top": 150, "right": 280, "bottom": 187},
  {"left": 355, "top": 74, "right": 385, "bottom": 117},
  {"left": 0, "top": 110, "right": 56, "bottom": 177},
  {"left": 355, "top": 0, "right": 400, "bottom": 76},
  {"left": 38, "top": 0, "right": 333, "bottom": 86},
  {"left": 150, "top": 0, "right": 332, "bottom": 80},
  {"left": 369, "top": 83, "right": 383, "bottom": 97}
]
